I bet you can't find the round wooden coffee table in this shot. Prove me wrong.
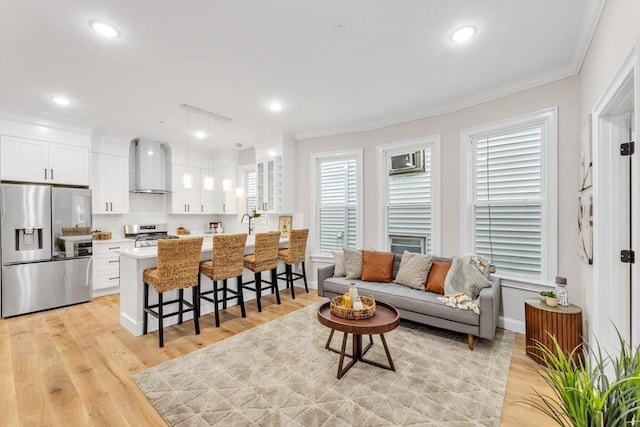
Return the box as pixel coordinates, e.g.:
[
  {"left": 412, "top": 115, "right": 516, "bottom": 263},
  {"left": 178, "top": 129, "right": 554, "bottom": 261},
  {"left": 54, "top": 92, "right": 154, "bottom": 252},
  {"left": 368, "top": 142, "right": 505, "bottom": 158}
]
[{"left": 317, "top": 300, "right": 400, "bottom": 379}]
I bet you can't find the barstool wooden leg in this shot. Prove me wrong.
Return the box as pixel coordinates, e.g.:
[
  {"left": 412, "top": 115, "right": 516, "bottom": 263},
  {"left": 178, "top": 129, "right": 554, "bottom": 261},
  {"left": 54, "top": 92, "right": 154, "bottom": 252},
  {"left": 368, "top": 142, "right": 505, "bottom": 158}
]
[
  {"left": 289, "top": 264, "right": 296, "bottom": 300},
  {"left": 255, "top": 271, "right": 262, "bottom": 312},
  {"left": 272, "top": 268, "right": 281, "bottom": 305},
  {"left": 237, "top": 274, "right": 246, "bottom": 318},
  {"left": 301, "top": 261, "right": 309, "bottom": 293},
  {"left": 222, "top": 279, "right": 228, "bottom": 309},
  {"left": 178, "top": 289, "right": 184, "bottom": 324},
  {"left": 192, "top": 285, "right": 200, "bottom": 335},
  {"left": 143, "top": 282, "right": 149, "bottom": 335},
  {"left": 158, "top": 292, "right": 164, "bottom": 348},
  {"left": 213, "top": 280, "right": 220, "bottom": 327}
]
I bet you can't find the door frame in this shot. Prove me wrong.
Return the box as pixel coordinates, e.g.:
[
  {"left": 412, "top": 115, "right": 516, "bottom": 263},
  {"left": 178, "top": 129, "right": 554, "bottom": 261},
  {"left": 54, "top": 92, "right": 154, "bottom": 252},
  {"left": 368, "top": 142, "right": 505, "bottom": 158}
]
[{"left": 592, "top": 41, "right": 640, "bottom": 351}]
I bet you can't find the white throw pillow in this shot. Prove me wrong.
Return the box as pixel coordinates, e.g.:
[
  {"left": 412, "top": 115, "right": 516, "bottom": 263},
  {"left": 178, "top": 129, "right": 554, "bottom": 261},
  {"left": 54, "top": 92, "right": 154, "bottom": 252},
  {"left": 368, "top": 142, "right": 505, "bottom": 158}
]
[
  {"left": 394, "top": 251, "right": 434, "bottom": 289},
  {"left": 333, "top": 250, "right": 346, "bottom": 277},
  {"left": 344, "top": 248, "right": 363, "bottom": 279}
]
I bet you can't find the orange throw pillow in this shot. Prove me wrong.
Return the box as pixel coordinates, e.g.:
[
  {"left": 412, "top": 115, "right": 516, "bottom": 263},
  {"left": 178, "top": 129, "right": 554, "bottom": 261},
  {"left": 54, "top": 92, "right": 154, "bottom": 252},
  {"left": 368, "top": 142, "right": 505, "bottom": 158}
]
[
  {"left": 425, "top": 261, "right": 452, "bottom": 294},
  {"left": 361, "top": 250, "right": 395, "bottom": 282}
]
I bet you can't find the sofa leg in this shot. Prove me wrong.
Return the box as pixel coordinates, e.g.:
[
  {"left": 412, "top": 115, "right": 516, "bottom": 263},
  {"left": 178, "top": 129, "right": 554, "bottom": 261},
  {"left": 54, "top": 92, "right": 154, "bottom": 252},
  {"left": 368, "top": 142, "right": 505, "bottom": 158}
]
[{"left": 467, "top": 334, "right": 474, "bottom": 351}]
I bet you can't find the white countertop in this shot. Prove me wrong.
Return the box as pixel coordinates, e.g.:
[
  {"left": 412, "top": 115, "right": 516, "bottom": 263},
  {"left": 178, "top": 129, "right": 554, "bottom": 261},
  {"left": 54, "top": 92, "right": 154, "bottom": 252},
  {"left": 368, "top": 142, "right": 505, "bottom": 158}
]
[{"left": 113, "top": 236, "right": 287, "bottom": 259}]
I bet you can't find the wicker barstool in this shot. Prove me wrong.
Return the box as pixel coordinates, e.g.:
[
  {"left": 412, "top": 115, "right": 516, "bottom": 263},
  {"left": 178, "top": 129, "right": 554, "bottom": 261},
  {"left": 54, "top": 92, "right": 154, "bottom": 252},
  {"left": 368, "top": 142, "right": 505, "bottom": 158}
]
[
  {"left": 242, "top": 231, "right": 281, "bottom": 312},
  {"left": 143, "top": 237, "right": 203, "bottom": 348},
  {"left": 198, "top": 233, "right": 248, "bottom": 327},
  {"left": 277, "top": 229, "right": 309, "bottom": 299}
]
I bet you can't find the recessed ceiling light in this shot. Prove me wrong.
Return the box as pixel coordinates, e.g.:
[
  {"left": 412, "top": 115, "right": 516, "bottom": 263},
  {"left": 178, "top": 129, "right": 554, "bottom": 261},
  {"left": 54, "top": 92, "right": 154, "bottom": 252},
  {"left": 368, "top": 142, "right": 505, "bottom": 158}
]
[
  {"left": 51, "top": 96, "right": 71, "bottom": 106},
  {"left": 268, "top": 101, "right": 283, "bottom": 112},
  {"left": 195, "top": 131, "right": 206, "bottom": 139},
  {"left": 451, "top": 26, "right": 476, "bottom": 43},
  {"left": 90, "top": 21, "right": 120, "bottom": 38}
]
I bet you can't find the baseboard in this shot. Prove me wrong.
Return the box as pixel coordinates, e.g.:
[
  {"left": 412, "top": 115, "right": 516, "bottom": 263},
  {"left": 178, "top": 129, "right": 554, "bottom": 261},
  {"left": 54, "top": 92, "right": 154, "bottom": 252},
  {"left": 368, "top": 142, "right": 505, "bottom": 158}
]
[{"left": 499, "top": 316, "right": 525, "bottom": 334}]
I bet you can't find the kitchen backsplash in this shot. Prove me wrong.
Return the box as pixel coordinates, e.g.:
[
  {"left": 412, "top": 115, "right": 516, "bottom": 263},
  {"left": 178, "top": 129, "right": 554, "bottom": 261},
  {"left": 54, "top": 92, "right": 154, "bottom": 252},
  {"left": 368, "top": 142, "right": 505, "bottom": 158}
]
[{"left": 92, "top": 193, "right": 301, "bottom": 239}]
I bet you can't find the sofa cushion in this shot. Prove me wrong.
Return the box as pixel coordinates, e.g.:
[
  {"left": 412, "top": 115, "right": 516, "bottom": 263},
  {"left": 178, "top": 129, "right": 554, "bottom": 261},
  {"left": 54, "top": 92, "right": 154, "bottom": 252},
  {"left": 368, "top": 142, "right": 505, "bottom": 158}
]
[
  {"left": 394, "top": 251, "right": 434, "bottom": 289},
  {"left": 323, "top": 277, "right": 479, "bottom": 326},
  {"left": 425, "top": 261, "right": 452, "bottom": 294},
  {"left": 344, "top": 248, "right": 362, "bottom": 279},
  {"left": 361, "top": 250, "right": 394, "bottom": 282},
  {"left": 332, "top": 250, "right": 346, "bottom": 277}
]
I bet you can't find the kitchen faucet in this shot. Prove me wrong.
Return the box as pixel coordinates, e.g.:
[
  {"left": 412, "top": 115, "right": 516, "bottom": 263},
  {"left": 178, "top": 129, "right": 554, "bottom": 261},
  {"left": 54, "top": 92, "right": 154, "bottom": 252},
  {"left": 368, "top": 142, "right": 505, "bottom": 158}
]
[{"left": 241, "top": 214, "right": 254, "bottom": 235}]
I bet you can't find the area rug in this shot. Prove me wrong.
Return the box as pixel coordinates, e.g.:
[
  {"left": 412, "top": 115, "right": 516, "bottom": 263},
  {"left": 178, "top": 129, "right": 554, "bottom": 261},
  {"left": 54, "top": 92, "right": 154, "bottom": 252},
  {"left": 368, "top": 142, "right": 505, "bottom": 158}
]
[{"left": 134, "top": 302, "right": 514, "bottom": 426}]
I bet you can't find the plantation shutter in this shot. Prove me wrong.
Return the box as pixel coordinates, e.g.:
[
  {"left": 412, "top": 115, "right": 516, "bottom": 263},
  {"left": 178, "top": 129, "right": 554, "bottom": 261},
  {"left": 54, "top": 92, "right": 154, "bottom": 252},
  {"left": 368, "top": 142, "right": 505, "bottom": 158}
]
[
  {"left": 387, "top": 148, "right": 431, "bottom": 253},
  {"left": 246, "top": 170, "right": 257, "bottom": 214},
  {"left": 474, "top": 127, "right": 542, "bottom": 277},
  {"left": 319, "top": 159, "right": 357, "bottom": 254}
]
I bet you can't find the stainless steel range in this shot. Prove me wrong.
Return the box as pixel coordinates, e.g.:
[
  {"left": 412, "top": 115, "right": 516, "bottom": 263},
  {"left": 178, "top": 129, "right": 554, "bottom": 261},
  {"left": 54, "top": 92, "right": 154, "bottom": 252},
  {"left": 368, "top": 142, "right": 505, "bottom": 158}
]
[{"left": 124, "top": 224, "right": 179, "bottom": 248}]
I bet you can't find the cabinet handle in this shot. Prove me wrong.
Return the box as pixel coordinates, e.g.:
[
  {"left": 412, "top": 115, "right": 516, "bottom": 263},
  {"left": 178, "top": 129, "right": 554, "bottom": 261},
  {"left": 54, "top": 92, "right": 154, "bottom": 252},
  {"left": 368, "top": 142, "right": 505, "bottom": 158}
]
[
  {"left": 108, "top": 247, "right": 120, "bottom": 250},
  {"left": 110, "top": 202, "right": 113, "bottom": 211},
  {"left": 201, "top": 204, "right": 203, "bottom": 213},
  {"left": 50, "top": 169, "right": 54, "bottom": 180},
  {"left": 108, "top": 260, "right": 119, "bottom": 264},
  {"left": 184, "top": 204, "right": 187, "bottom": 212},
  {"left": 108, "top": 277, "right": 119, "bottom": 281},
  {"left": 105, "top": 202, "right": 109, "bottom": 211},
  {"left": 187, "top": 204, "right": 190, "bottom": 212},
  {"left": 223, "top": 204, "right": 226, "bottom": 213},
  {"left": 44, "top": 169, "right": 47, "bottom": 179}
]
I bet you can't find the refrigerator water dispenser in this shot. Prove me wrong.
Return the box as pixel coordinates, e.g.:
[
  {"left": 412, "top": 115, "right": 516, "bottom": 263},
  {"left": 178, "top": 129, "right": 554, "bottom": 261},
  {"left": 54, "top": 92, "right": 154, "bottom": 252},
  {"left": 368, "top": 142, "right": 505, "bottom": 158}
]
[{"left": 15, "top": 228, "right": 44, "bottom": 251}]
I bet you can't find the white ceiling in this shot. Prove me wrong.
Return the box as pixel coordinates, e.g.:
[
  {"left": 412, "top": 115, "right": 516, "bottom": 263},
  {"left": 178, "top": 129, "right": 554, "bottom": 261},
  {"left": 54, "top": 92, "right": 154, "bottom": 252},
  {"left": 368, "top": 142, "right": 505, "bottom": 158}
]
[{"left": 0, "top": 0, "right": 603, "bottom": 149}]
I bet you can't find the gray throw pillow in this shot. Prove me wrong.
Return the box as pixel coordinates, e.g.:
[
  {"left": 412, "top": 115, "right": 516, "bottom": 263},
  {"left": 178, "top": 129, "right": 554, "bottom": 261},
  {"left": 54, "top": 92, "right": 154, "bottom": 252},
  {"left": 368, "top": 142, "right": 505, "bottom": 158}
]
[
  {"left": 344, "top": 248, "right": 362, "bottom": 279},
  {"left": 394, "top": 251, "right": 434, "bottom": 289},
  {"left": 333, "top": 250, "right": 346, "bottom": 277}
]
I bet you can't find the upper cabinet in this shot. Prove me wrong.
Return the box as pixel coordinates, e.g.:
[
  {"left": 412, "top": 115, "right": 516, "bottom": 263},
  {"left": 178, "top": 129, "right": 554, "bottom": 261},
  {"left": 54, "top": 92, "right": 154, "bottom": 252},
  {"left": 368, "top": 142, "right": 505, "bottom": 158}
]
[
  {"left": 92, "top": 152, "right": 129, "bottom": 214},
  {"left": 1, "top": 135, "right": 90, "bottom": 186},
  {"left": 0, "top": 116, "right": 91, "bottom": 187},
  {"left": 168, "top": 148, "right": 238, "bottom": 215},
  {"left": 254, "top": 132, "right": 295, "bottom": 214}
]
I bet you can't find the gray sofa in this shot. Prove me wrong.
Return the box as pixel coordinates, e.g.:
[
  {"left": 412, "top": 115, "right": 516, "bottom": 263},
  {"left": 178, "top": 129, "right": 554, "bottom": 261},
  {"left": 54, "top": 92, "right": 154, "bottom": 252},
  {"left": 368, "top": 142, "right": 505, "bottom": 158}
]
[{"left": 317, "top": 255, "right": 501, "bottom": 350}]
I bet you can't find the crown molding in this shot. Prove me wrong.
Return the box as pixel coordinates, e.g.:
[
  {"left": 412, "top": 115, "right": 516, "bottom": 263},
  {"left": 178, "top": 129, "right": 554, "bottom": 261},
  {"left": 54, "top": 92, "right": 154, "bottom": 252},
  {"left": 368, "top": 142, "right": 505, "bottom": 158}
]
[
  {"left": 572, "top": 0, "right": 606, "bottom": 74},
  {"left": 295, "top": 63, "right": 577, "bottom": 140}
]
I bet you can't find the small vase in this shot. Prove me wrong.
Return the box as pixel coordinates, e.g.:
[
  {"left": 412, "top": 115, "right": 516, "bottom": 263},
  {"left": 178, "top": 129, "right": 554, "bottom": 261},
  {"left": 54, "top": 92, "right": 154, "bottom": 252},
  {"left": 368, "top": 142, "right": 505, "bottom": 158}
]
[{"left": 546, "top": 297, "right": 558, "bottom": 307}]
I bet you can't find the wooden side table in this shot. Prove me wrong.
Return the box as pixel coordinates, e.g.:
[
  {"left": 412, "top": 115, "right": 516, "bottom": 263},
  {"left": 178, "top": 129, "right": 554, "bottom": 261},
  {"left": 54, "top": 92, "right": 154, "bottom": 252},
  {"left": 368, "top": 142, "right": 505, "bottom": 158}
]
[{"left": 524, "top": 298, "right": 583, "bottom": 365}]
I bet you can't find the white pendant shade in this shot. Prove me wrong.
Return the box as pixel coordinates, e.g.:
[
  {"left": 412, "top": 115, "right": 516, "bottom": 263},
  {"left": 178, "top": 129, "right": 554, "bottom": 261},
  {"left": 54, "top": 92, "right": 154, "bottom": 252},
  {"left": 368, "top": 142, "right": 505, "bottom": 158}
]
[
  {"left": 203, "top": 176, "right": 214, "bottom": 190},
  {"left": 183, "top": 173, "right": 193, "bottom": 189}
]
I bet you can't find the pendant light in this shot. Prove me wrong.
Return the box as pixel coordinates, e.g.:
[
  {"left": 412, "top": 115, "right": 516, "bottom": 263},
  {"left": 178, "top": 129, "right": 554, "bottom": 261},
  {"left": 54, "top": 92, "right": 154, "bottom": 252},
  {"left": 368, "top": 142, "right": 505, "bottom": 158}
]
[
  {"left": 183, "top": 108, "right": 193, "bottom": 189},
  {"left": 222, "top": 120, "right": 232, "bottom": 192},
  {"left": 203, "top": 116, "right": 214, "bottom": 191}
]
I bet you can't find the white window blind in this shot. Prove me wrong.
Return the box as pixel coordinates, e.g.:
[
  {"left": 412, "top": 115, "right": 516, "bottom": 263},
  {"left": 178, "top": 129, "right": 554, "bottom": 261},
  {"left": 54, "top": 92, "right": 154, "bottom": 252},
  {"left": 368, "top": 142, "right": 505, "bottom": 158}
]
[
  {"left": 245, "top": 170, "right": 265, "bottom": 223},
  {"left": 387, "top": 149, "right": 431, "bottom": 253},
  {"left": 319, "top": 159, "right": 357, "bottom": 254},
  {"left": 474, "top": 127, "right": 542, "bottom": 277}
]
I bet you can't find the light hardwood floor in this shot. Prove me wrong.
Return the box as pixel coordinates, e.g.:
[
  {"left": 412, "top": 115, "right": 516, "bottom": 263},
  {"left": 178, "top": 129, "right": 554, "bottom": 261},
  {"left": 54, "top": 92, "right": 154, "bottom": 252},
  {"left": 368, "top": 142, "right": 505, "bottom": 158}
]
[{"left": 0, "top": 289, "right": 556, "bottom": 426}]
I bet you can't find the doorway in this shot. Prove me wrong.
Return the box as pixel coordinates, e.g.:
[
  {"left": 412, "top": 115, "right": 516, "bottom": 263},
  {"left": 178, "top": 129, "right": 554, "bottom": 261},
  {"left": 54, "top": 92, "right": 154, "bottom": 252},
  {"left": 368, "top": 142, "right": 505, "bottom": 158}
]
[{"left": 593, "top": 42, "right": 638, "bottom": 353}]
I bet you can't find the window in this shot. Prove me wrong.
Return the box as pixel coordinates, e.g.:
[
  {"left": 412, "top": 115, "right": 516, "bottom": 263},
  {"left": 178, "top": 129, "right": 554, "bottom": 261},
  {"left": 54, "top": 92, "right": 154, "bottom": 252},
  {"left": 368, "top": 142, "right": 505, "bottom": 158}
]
[
  {"left": 460, "top": 108, "right": 557, "bottom": 283},
  {"left": 377, "top": 137, "right": 440, "bottom": 255},
  {"left": 240, "top": 167, "right": 265, "bottom": 223},
  {"left": 311, "top": 150, "right": 363, "bottom": 257}
]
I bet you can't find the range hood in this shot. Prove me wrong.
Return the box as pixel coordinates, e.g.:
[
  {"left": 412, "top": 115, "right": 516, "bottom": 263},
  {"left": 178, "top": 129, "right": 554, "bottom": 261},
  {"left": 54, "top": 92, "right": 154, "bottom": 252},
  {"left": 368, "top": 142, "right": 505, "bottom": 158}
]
[{"left": 129, "top": 139, "right": 170, "bottom": 194}]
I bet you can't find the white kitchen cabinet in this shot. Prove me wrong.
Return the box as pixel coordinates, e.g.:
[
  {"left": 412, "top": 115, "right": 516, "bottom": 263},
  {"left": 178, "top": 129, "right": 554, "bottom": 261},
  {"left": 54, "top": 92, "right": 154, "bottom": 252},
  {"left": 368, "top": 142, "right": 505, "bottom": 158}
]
[
  {"left": 93, "top": 239, "right": 134, "bottom": 296},
  {"left": 254, "top": 133, "right": 295, "bottom": 214},
  {"left": 211, "top": 166, "right": 237, "bottom": 214},
  {"left": 170, "top": 164, "right": 202, "bottom": 214},
  {"left": 0, "top": 135, "right": 90, "bottom": 186},
  {"left": 91, "top": 153, "right": 129, "bottom": 214}
]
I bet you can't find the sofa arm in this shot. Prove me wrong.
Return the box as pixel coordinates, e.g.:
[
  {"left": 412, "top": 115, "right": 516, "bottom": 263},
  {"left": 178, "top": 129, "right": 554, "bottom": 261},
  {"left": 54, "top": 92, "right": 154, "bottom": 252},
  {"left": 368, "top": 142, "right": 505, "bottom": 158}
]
[
  {"left": 478, "top": 275, "right": 501, "bottom": 339},
  {"left": 317, "top": 265, "right": 335, "bottom": 297}
]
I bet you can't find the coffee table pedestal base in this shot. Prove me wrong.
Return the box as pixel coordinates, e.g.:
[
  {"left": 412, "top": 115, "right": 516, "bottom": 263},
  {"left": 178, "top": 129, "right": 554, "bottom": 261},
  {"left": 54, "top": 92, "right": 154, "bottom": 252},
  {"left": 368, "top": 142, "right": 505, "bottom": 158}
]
[{"left": 325, "top": 329, "right": 395, "bottom": 379}]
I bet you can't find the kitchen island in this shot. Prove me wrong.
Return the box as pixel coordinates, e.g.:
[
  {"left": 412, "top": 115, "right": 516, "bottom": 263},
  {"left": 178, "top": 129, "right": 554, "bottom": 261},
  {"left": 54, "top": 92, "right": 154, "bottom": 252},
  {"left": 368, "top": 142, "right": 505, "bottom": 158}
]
[{"left": 115, "top": 235, "right": 287, "bottom": 336}]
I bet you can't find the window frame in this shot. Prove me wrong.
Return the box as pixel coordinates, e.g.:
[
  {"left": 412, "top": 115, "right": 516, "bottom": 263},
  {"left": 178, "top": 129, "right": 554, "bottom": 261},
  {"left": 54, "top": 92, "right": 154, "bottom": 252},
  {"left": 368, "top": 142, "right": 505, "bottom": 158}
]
[
  {"left": 237, "top": 164, "right": 267, "bottom": 224},
  {"left": 460, "top": 107, "right": 558, "bottom": 286},
  {"left": 310, "top": 149, "right": 363, "bottom": 260},
  {"left": 376, "top": 136, "right": 441, "bottom": 255}
]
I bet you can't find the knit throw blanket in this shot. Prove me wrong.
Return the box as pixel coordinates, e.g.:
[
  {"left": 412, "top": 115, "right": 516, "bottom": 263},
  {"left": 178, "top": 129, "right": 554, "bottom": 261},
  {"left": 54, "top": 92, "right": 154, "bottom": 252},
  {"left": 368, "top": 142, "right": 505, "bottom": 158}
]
[{"left": 438, "top": 255, "right": 493, "bottom": 313}]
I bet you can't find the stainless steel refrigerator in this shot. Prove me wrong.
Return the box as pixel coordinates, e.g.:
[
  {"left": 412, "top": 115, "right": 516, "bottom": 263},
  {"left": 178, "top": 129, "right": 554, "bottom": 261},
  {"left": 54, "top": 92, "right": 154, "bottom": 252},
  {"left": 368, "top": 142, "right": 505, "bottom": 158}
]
[{"left": 0, "top": 183, "right": 92, "bottom": 317}]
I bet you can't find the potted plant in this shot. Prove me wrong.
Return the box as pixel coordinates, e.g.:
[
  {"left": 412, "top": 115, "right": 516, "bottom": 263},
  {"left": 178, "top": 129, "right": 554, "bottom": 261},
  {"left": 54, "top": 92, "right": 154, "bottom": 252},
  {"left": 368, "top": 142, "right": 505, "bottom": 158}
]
[
  {"left": 531, "top": 331, "right": 640, "bottom": 426},
  {"left": 546, "top": 292, "right": 558, "bottom": 307},
  {"left": 540, "top": 290, "right": 555, "bottom": 304}
]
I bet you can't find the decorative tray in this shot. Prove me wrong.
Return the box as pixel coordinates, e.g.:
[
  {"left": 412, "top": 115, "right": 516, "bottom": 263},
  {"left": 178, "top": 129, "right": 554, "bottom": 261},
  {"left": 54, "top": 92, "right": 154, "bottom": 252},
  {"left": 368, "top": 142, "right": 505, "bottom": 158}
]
[{"left": 330, "top": 295, "right": 376, "bottom": 320}]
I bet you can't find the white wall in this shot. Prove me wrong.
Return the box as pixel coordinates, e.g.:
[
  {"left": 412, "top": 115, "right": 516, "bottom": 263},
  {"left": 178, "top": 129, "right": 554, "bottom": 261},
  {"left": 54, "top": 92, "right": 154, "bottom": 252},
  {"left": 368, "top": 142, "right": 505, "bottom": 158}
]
[
  {"left": 578, "top": 0, "right": 640, "bottom": 342},
  {"left": 296, "top": 76, "right": 580, "bottom": 330}
]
